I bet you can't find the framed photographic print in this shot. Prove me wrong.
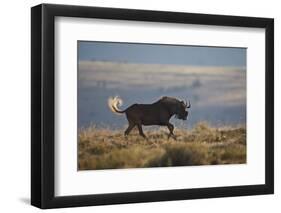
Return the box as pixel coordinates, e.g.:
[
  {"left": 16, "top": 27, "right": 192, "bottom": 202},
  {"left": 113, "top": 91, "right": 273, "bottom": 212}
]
[{"left": 31, "top": 3, "right": 274, "bottom": 209}]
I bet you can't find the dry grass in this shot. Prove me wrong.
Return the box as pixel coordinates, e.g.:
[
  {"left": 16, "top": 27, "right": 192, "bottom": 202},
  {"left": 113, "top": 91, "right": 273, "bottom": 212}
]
[{"left": 78, "top": 122, "right": 246, "bottom": 170}]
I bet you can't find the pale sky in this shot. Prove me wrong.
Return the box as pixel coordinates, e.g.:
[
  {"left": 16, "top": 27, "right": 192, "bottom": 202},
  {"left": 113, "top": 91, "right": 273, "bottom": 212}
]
[{"left": 78, "top": 41, "right": 246, "bottom": 67}]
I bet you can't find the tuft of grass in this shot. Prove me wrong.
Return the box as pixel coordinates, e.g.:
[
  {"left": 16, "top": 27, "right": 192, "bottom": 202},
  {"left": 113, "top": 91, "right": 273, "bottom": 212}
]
[{"left": 78, "top": 122, "right": 246, "bottom": 170}]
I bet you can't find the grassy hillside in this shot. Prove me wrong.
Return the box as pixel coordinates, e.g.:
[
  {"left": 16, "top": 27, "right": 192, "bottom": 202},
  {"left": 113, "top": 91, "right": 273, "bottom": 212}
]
[{"left": 78, "top": 122, "right": 246, "bottom": 170}]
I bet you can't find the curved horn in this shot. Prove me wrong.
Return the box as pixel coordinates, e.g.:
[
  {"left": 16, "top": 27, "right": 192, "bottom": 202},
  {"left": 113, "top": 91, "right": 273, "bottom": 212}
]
[{"left": 186, "top": 100, "right": 191, "bottom": 108}]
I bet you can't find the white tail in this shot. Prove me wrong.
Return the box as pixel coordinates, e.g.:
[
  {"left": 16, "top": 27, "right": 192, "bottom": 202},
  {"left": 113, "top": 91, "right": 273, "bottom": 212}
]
[{"left": 108, "top": 96, "right": 124, "bottom": 114}]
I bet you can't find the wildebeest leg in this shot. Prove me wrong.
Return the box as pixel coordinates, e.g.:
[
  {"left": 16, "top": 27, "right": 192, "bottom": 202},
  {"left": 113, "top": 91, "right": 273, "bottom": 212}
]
[
  {"left": 137, "top": 124, "right": 146, "bottom": 138},
  {"left": 124, "top": 123, "right": 135, "bottom": 136},
  {"left": 167, "top": 123, "right": 176, "bottom": 140}
]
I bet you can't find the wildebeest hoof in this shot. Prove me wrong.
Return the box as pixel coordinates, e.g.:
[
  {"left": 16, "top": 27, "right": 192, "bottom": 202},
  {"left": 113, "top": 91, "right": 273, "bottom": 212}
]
[
  {"left": 168, "top": 134, "right": 177, "bottom": 140},
  {"left": 141, "top": 135, "right": 148, "bottom": 140}
]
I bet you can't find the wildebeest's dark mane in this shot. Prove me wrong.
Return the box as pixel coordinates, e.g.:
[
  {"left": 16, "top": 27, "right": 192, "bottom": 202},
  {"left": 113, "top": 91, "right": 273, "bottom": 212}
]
[{"left": 158, "top": 96, "right": 181, "bottom": 104}]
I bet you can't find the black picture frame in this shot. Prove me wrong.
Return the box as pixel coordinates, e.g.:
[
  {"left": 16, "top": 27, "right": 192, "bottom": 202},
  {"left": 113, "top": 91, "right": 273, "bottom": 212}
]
[{"left": 31, "top": 3, "right": 274, "bottom": 209}]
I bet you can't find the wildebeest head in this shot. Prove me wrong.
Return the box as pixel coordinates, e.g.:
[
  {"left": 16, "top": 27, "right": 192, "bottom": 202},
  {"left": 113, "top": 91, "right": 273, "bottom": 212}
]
[
  {"left": 160, "top": 97, "right": 191, "bottom": 120},
  {"left": 176, "top": 100, "right": 190, "bottom": 120}
]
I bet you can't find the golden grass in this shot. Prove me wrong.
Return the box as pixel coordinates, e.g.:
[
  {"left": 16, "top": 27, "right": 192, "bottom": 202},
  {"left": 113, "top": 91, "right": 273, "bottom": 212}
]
[{"left": 78, "top": 122, "right": 246, "bottom": 170}]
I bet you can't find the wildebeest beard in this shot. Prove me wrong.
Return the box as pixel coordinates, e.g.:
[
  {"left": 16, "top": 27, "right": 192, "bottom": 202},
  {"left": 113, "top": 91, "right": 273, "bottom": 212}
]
[{"left": 175, "top": 111, "right": 188, "bottom": 120}]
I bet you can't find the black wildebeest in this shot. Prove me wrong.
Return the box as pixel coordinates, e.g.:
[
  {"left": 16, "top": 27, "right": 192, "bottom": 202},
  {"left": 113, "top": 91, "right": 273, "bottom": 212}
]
[{"left": 108, "top": 96, "right": 191, "bottom": 139}]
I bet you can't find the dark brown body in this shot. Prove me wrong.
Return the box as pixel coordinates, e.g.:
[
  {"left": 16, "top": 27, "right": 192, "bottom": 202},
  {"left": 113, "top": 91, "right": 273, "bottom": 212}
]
[{"left": 109, "top": 96, "right": 190, "bottom": 138}]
